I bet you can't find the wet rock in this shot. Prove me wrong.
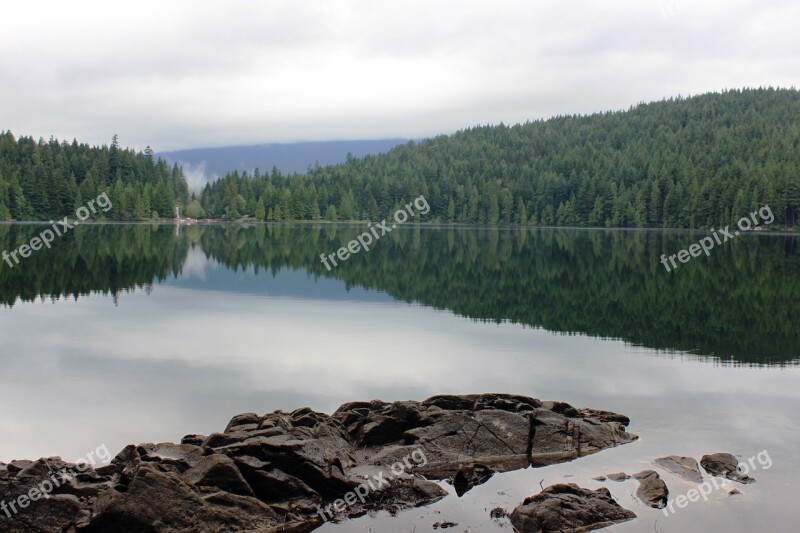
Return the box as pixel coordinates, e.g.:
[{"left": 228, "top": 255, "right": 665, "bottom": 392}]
[
  {"left": 0, "top": 394, "right": 636, "bottom": 532},
  {"left": 509, "top": 484, "right": 636, "bottom": 532},
  {"left": 490, "top": 506, "right": 508, "bottom": 519},
  {"left": 592, "top": 475, "right": 607, "bottom": 481},
  {"left": 181, "top": 454, "right": 255, "bottom": 497},
  {"left": 654, "top": 455, "right": 703, "bottom": 483},
  {"left": 433, "top": 521, "right": 458, "bottom": 529},
  {"left": 453, "top": 463, "right": 493, "bottom": 496},
  {"left": 633, "top": 470, "right": 669, "bottom": 509},
  {"left": 336, "top": 393, "right": 637, "bottom": 479},
  {"left": 85, "top": 464, "right": 279, "bottom": 533},
  {"left": 606, "top": 472, "right": 630, "bottom": 481},
  {"left": 729, "top": 487, "right": 742, "bottom": 496},
  {"left": 701, "top": 453, "right": 755, "bottom": 484},
  {"left": 180, "top": 434, "right": 207, "bottom": 446}
]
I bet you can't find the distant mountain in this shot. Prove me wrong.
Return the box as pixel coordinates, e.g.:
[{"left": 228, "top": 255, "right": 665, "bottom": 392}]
[{"left": 157, "top": 139, "right": 411, "bottom": 188}]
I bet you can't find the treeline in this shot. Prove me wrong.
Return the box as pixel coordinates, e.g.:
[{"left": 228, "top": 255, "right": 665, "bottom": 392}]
[
  {"left": 200, "top": 88, "right": 800, "bottom": 228},
  {"left": 0, "top": 132, "right": 188, "bottom": 221}
]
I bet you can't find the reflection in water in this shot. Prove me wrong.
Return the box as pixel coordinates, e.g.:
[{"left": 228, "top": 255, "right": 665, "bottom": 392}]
[{"left": 1, "top": 223, "right": 798, "bottom": 364}]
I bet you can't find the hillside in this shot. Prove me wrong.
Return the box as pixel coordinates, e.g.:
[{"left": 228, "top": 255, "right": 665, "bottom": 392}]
[
  {"left": 199, "top": 88, "right": 800, "bottom": 228},
  {"left": 0, "top": 133, "right": 188, "bottom": 221}
]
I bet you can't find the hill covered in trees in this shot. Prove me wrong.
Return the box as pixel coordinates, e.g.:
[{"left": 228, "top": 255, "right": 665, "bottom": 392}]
[
  {"left": 199, "top": 88, "right": 800, "bottom": 228},
  {"left": 0, "top": 133, "right": 188, "bottom": 221}
]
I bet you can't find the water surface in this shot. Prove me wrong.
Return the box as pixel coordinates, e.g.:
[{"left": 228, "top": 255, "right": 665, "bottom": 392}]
[{"left": 1, "top": 223, "right": 798, "bottom": 532}]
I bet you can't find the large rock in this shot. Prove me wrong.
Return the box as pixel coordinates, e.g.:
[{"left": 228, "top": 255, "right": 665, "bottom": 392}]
[
  {"left": 701, "top": 453, "right": 755, "bottom": 484},
  {"left": 0, "top": 394, "right": 637, "bottom": 532},
  {"left": 336, "top": 393, "right": 637, "bottom": 479},
  {"left": 654, "top": 455, "right": 703, "bottom": 483},
  {"left": 633, "top": 470, "right": 669, "bottom": 509},
  {"left": 509, "top": 484, "right": 636, "bottom": 532}
]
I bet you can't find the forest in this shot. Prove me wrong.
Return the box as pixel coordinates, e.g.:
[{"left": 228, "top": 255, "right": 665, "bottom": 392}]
[
  {"left": 0, "top": 133, "right": 188, "bottom": 221},
  {"left": 199, "top": 87, "right": 800, "bottom": 228},
  {"left": 2, "top": 88, "right": 799, "bottom": 228}
]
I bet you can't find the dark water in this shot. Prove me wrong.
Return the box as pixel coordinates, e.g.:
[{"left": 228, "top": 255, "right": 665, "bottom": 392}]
[{"left": 1, "top": 223, "right": 798, "bottom": 532}]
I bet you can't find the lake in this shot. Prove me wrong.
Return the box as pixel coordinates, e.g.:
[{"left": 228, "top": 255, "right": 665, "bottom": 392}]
[{"left": 1, "top": 223, "right": 798, "bottom": 532}]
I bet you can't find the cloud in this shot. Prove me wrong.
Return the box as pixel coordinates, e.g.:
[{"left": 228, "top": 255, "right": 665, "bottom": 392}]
[{"left": 0, "top": 0, "right": 797, "bottom": 151}]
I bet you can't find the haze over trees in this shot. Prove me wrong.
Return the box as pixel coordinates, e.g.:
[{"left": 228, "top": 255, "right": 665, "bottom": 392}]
[
  {"left": 201, "top": 88, "right": 800, "bottom": 228},
  {"left": 0, "top": 133, "right": 188, "bottom": 221}
]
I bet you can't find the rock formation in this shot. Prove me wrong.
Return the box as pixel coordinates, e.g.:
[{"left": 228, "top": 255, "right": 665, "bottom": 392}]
[{"left": 0, "top": 393, "right": 636, "bottom": 532}]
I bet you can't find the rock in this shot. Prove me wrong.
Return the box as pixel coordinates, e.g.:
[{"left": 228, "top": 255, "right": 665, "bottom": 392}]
[
  {"left": 1, "top": 394, "right": 636, "bottom": 532},
  {"left": 452, "top": 463, "right": 493, "bottom": 496},
  {"left": 181, "top": 454, "right": 255, "bottom": 497},
  {"left": 633, "top": 470, "right": 669, "bottom": 509},
  {"left": 180, "top": 434, "right": 206, "bottom": 446},
  {"left": 729, "top": 487, "right": 742, "bottom": 495},
  {"left": 606, "top": 472, "right": 630, "bottom": 481},
  {"left": 509, "top": 484, "right": 636, "bottom": 532},
  {"left": 490, "top": 506, "right": 508, "bottom": 519},
  {"left": 433, "top": 521, "right": 458, "bottom": 528},
  {"left": 336, "top": 393, "right": 637, "bottom": 479},
  {"left": 654, "top": 455, "right": 703, "bottom": 483},
  {"left": 322, "top": 477, "right": 448, "bottom": 521},
  {"left": 701, "top": 453, "right": 755, "bottom": 484},
  {"left": 85, "top": 464, "right": 279, "bottom": 533},
  {"left": 592, "top": 475, "right": 607, "bottom": 481}
]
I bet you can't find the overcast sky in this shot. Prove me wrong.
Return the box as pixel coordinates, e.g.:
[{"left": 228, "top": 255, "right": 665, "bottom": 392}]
[{"left": 1, "top": 0, "right": 798, "bottom": 151}]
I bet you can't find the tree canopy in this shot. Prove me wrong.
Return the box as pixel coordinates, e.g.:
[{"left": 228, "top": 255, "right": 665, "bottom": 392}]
[
  {"left": 0, "top": 133, "right": 188, "bottom": 221},
  {"left": 201, "top": 87, "right": 800, "bottom": 228}
]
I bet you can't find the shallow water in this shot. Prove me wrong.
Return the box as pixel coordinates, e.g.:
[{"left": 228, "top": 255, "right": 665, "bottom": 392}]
[{"left": 1, "top": 223, "right": 798, "bottom": 531}]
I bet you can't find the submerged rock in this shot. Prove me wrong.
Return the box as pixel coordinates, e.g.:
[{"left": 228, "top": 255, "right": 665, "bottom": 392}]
[
  {"left": 654, "top": 455, "right": 703, "bottom": 483},
  {"left": 0, "top": 394, "right": 636, "bottom": 532},
  {"left": 509, "top": 484, "right": 636, "bottom": 532},
  {"left": 701, "top": 453, "right": 755, "bottom": 484}
]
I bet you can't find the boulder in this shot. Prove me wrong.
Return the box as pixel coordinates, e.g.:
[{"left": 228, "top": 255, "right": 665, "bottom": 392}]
[
  {"left": 701, "top": 453, "right": 755, "bottom": 484},
  {"left": 509, "top": 484, "right": 636, "bottom": 532},
  {"left": 633, "top": 470, "right": 669, "bottom": 509},
  {"left": 654, "top": 455, "right": 703, "bottom": 483},
  {"left": 337, "top": 393, "right": 637, "bottom": 479}
]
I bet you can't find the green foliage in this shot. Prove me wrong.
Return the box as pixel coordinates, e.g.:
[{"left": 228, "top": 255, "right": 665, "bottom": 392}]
[
  {"left": 185, "top": 199, "right": 205, "bottom": 219},
  {"left": 199, "top": 88, "right": 800, "bottom": 228},
  {"left": 0, "top": 132, "right": 188, "bottom": 221}
]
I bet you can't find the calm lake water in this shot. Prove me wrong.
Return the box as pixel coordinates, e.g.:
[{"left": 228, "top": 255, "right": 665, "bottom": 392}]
[{"left": 1, "top": 223, "right": 798, "bottom": 532}]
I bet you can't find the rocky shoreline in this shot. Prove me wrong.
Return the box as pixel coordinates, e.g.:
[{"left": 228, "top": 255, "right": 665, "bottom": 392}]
[{"left": 0, "top": 393, "right": 638, "bottom": 532}]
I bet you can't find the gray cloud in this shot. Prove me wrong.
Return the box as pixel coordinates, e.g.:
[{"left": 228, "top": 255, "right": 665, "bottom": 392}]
[{"left": 0, "top": 0, "right": 797, "bottom": 151}]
